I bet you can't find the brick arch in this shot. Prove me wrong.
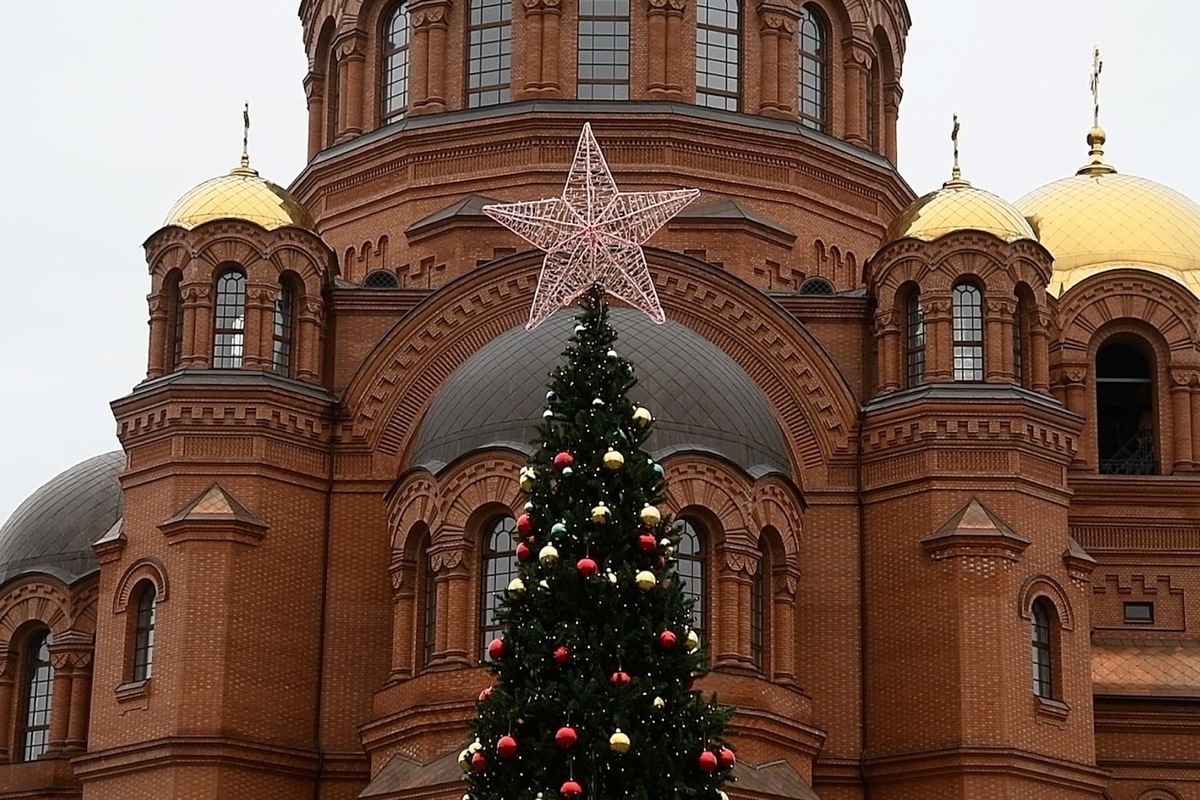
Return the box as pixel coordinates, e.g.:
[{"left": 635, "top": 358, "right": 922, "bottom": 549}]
[
  {"left": 113, "top": 559, "right": 169, "bottom": 614},
  {"left": 70, "top": 581, "right": 99, "bottom": 639},
  {"left": 267, "top": 239, "right": 337, "bottom": 290},
  {"left": 750, "top": 475, "right": 803, "bottom": 564},
  {"left": 146, "top": 239, "right": 191, "bottom": 284},
  {"left": 0, "top": 578, "right": 73, "bottom": 647},
  {"left": 1056, "top": 269, "right": 1199, "bottom": 355},
  {"left": 436, "top": 452, "right": 525, "bottom": 537},
  {"left": 340, "top": 250, "right": 859, "bottom": 489},
  {"left": 661, "top": 455, "right": 754, "bottom": 544},
  {"left": 1135, "top": 787, "right": 1184, "bottom": 800},
  {"left": 387, "top": 471, "right": 438, "bottom": 552},
  {"left": 1018, "top": 575, "right": 1074, "bottom": 632}
]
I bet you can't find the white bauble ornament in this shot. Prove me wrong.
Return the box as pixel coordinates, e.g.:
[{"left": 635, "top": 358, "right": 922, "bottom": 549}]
[
  {"left": 591, "top": 503, "right": 611, "bottom": 523},
  {"left": 603, "top": 450, "right": 625, "bottom": 470},
  {"left": 640, "top": 505, "right": 662, "bottom": 526},
  {"left": 652, "top": 696, "right": 666, "bottom": 709},
  {"left": 519, "top": 467, "right": 537, "bottom": 491},
  {"left": 539, "top": 544, "right": 559, "bottom": 565},
  {"left": 632, "top": 406, "right": 653, "bottom": 427},
  {"left": 508, "top": 578, "right": 526, "bottom": 596},
  {"left": 606, "top": 569, "right": 618, "bottom": 584},
  {"left": 686, "top": 629, "right": 700, "bottom": 653},
  {"left": 609, "top": 729, "right": 631, "bottom": 753},
  {"left": 635, "top": 570, "right": 656, "bottom": 591}
]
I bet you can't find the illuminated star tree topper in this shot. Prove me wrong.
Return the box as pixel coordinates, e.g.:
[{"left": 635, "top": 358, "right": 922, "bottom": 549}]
[{"left": 483, "top": 123, "right": 699, "bottom": 330}]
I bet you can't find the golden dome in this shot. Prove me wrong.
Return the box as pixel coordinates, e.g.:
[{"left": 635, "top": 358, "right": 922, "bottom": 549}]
[
  {"left": 1016, "top": 133, "right": 1200, "bottom": 298},
  {"left": 164, "top": 162, "right": 314, "bottom": 232},
  {"left": 885, "top": 176, "right": 1037, "bottom": 245}
]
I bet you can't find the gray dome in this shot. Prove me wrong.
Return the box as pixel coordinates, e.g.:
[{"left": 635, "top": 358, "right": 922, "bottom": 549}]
[
  {"left": 0, "top": 451, "right": 123, "bottom": 586},
  {"left": 411, "top": 309, "right": 790, "bottom": 477}
]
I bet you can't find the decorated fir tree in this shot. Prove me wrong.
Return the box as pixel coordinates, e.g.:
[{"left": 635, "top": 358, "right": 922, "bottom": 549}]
[{"left": 460, "top": 288, "right": 735, "bottom": 800}]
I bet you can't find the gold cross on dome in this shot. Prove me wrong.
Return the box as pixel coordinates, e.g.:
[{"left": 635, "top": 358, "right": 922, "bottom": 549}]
[{"left": 1090, "top": 46, "right": 1103, "bottom": 128}]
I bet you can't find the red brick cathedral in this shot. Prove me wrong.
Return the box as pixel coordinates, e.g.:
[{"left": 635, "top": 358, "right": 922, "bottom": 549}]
[{"left": 2, "top": 2, "right": 1198, "bottom": 798}]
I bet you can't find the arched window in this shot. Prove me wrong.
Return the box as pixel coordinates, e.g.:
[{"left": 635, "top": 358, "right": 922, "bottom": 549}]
[
  {"left": 1097, "top": 340, "right": 1156, "bottom": 475},
  {"left": 905, "top": 288, "right": 925, "bottom": 388},
  {"left": 480, "top": 516, "right": 517, "bottom": 657},
  {"left": 213, "top": 268, "right": 246, "bottom": 369},
  {"left": 381, "top": 3, "right": 411, "bottom": 124},
  {"left": 165, "top": 271, "right": 184, "bottom": 371},
  {"left": 132, "top": 583, "right": 157, "bottom": 682},
  {"left": 675, "top": 519, "right": 706, "bottom": 637},
  {"left": 578, "top": 0, "right": 630, "bottom": 100},
  {"left": 696, "top": 0, "right": 740, "bottom": 111},
  {"left": 799, "top": 277, "right": 835, "bottom": 295},
  {"left": 19, "top": 630, "right": 53, "bottom": 761},
  {"left": 272, "top": 278, "right": 296, "bottom": 377},
  {"left": 1014, "top": 290, "right": 1033, "bottom": 387},
  {"left": 467, "top": 0, "right": 512, "bottom": 108},
  {"left": 1031, "top": 598, "right": 1054, "bottom": 699},
  {"left": 867, "top": 61, "right": 881, "bottom": 149},
  {"left": 797, "top": 5, "right": 827, "bottom": 131},
  {"left": 952, "top": 282, "right": 984, "bottom": 381},
  {"left": 420, "top": 533, "right": 437, "bottom": 666},
  {"left": 326, "top": 44, "right": 340, "bottom": 144},
  {"left": 364, "top": 269, "right": 400, "bottom": 288}
]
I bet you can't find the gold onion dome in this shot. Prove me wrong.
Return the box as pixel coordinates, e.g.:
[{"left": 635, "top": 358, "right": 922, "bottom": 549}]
[
  {"left": 1016, "top": 127, "right": 1200, "bottom": 297},
  {"left": 163, "top": 156, "right": 313, "bottom": 232}
]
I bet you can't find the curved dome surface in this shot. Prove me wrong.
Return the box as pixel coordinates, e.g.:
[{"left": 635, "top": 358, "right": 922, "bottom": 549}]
[
  {"left": 1016, "top": 171, "right": 1200, "bottom": 297},
  {"left": 885, "top": 178, "right": 1036, "bottom": 245},
  {"left": 164, "top": 164, "right": 314, "bottom": 232},
  {"left": 411, "top": 309, "right": 791, "bottom": 477},
  {"left": 0, "top": 452, "right": 123, "bottom": 586}
]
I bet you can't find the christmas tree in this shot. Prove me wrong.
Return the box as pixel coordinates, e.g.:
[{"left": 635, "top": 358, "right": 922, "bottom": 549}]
[{"left": 461, "top": 288, "right": 735, "bottom": 800}]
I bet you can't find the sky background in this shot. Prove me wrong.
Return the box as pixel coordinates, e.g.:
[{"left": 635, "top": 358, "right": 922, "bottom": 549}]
[{"left": 1, "top": 0, "right": 1198, "bottom": 522}]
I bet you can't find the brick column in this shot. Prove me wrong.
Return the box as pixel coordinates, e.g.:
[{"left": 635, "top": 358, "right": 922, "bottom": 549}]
[
  {"left": 883, "top": 82, "right": 902, "bottom": 164},
  {"left": 715, "top": 541, "right": 758, "bottom": 670},
  {"left": 1062, "top": 365, "right": 1089, "bottom": 468},
  {"left": 0, "top": 653, "right": 14, "bottom": 760},
  {"left": 146, "top": 293, "right": 168, "bottom": 378},
  {"left": 663, "top": 0, "right": 687, "bottom": 95},
  {"left": 771, "top": 565, "right": 799, "bottom": 680},
  {"left": 924, "top": 294, "right": 953, "bottom": 382},
  {"left": 180, "top": 282, "right": 212, "bottom": 368},
  {"left": 522, "top": 6, "right": 544, "bottom": 92},
  {"left": 431, "top": 541, "right": 473, "bottom": 666},
  {"left": 877, "top": 315, "right": 901, "bottom": 393},
  {"left": 334, "top": 32, "right": 366, "bottom": 140},
  {"left": 297, "top": 296, "right": 323, "bottom": 383},
  {"left": 389, "top": 555, "right": 418, "bottom": 677},
  {"left": 1190, "top": 379, "right": 1200, "bottom": 467},
  {"left": 243, "top": 283, "right": 275, "bottom": 371},
  {"left": 646, "top": 2, "right": 668, "bottom": 93},
  {"left": 44, "top": 656, "right": 72, "bottom": 755},
  {"left": 65, "top": 653, "right": 92, "bottom": 753},
  {"left": 412, "top": 0, "right": 454, "bottom": 112},
  {"left": 541, "top": 2, "right": 562, "bottom": 92},
  {"left": 988, "top": 299, "right": 1015, "bottom": 382},
  {"left": 843, "top": 40, "right": 872, "bottom": 146},
  {"left": 756, "top": 7, "right": 798, "bottom": 116},
  {"left": 1170, "top": 369, "right": 1194, "bottom": 472},
  {"left": 1030, "top": 313, "right": 1051, "bottom": 392},
  {"left": 304, "top": 72, "right": 325, "bottom": 159}
]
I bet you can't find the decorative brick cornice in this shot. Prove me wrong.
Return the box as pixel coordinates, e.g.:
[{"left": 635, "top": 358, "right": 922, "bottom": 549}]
[{"left": 921, "top": 498, "right": 1030, "bottom": 566}]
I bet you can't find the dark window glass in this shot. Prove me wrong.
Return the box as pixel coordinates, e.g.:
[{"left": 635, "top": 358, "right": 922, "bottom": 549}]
[
  {"left": 675, "top": 519, "right": 706, "bottom": 636},
  {"left": 1123, "top": 601, "right": 1154, "bottom": 624},
  {"left": 578, "top": 0, "right": 630, "bottom": 100},
  {"left": 167, "top": 272, "right": 184, "bottom": 370},
  {"left": 364, "top": 269, "right": 400, "bottom": 288},
  {"left": 423, "top": 543, "right": 437, "bottom": 665},
  {"left": 480, "top": 516, "right": 517, "bottom": 656},
  {"left": 953, "top": 283, "right": 984, "bottom": 381},
  {"left": 382, "top": 3, "right": 411, "bottom": 124},
  {"left": 20, "top": 631, "right": 53, "bottom": 762},
  {"left": 1031, "top": 599, "right": 1053, "bottom": 699},
  {"left": 799, "top": 277, "right": 834, "bottom": 295},
  {"left": 327, "top": 48, "right": 340, "bottom": 143},
  {"left": 272, "top": 280, "right": 295, "bottom": 377},
  {"left": 906, "top": 289, "right": 925, "bottom": 387},
  {"left": 798, "top": 5, "right": 827, "bottom": 131},
  {"left": 133, "top": 584, "right": 157, "bottom": 681},
  {"left": 1097, "top": 341, "right": 1156, "bottom": 475},
  {"left": 750, "top": 547, "right": 766, "bottom": 670},
  {"left": 867, "top": 61, "right": 881, "bottom": 148},
  {"left": 467, "top": 0, "right": 512, "bottom": 108},
  {"left": 213, "top": 269, "right": 246, "bottom": 369},
  {"left": 1013, "top": 301, "right": 1025, "bottom": 385},
  {"left": 696, "top": 0, "right": 740, "bottom": 111}
]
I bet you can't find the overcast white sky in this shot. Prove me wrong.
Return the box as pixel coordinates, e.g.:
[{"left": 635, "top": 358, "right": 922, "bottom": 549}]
[{"left": 1, "top": 0, "right": 1198, "bottom": 522}]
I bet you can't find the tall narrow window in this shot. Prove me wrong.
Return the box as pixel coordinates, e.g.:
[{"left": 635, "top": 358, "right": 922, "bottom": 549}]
[
  {"left": 1013, "top": 298, "right": 1027, "bottom": 386},
  {"left": 675, "top": 519, "right": 706, "bottom": 637},
  {"left": 273, "top": 279, "right": 295, "bottom": 377},
  {"left": 1031, "top": 599, "right": 1053, "bottom": 699},
  {"left": 20, "top": 631, "right": 53, "bottom": 762},
  {"left": 423, "top": 546, "right": 438, "bottom": 665},
  {"left": 750, "top": 546, "right": 767, "bottom": 671},
  {"left": 1097, "top": 340, "right": 1156, "bottom": 475},
  {"left": 797, "top": 5, "right": 827, "bottom": 131},
  {"left": 326, "top": 46, "right": 340, "bottom": 144},
  {"left": 952, "top": 283, "right": 984, "bottom": 381},
  {"left": 467, "top": 0, "right": 512, "bottom": 108},
  {"left": 381, "top": 3, "right": 411, "bottom": 124},
  {"left": 867, "top": 61, "right": 881, "bottom": 149},
  {"left": 213, "top": 268, "right": 246, "bottom": 369},
  {"left": 905, "top": 289, "right": 925, "bottom": 387},
  {"left": 578, "top": 0, "right": 630, "bottom": 100},
  {"left": 696, "top": 0, "right": 740, "bottom": 111},
  {"left": 133, "top": 584, "right": 157, "bottom": 681},
  {"left": 480, "top": 516, "right": 517, "bottom": 656},
  {"left": 166, "top": 271, "right": 184, "bottom": 370}
]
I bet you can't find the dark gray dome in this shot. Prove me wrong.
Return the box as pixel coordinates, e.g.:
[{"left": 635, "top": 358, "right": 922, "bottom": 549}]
[
  {"left": 411, "top": 309, "right": 790, "bottom": 477},
  {"left": 0, "top": 451, "right": 123, "bottom": 586}
]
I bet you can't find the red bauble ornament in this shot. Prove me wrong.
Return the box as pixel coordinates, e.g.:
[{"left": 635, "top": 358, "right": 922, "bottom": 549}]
[
  {"left": 610, "top": 670, "right": 631, "bottom": 687},
  {"left": 471, "top": 751, "right": 488, "bottom": 772},
  {"left": 497, "top": 734, "right": 518, "bottom": 759},
  {"left": 554, "top": 451, "right": 574, "bottom": 470},
  {"left": 698, "top": 750, "right": 718, "bottom": 774},
  {"left": 553, "top": 645, "right": 571, "bottom": 665},
  {"left": 555, "top": 725, "right": 578, "bottom": 749},
  {"left": 637, "top": 533, "right": 657, "bottom": 553},
  {"left": 576, "top": 556, "right": 598, "bottom": 577},
  {"left": 478, "top": 687, "right": 493, "bottom": 703},
  {"left": 686, "top": 674, "right": 697, "bottom": 690},
  {"left": 560, "top": 780, "right": 583, "bottom": 798},
  {"left": 488, "top": 638, "right": 504, "bottom": 660},
  {"left": 656, "top": 556, "right": 666, "bottom": 569},
  {"left": 516, "top": 542, "right": 532, "bottom": 562},
  {"left": 516, "top": 514, "right": 533, "bottom": 536},
  {"left": 658, "top": 630, "right": 677, "bottom": 649},
  {"left": 719, "top": 746, "right": 736, "bottom": 769}
]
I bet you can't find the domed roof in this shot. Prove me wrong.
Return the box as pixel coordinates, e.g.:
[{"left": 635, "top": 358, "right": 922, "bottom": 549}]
[
  {"left": 0, "top": 452, "right": 123, "bottom": 586},
  {"left": 885, "top": 174, "right": 1037, "bottom": 245},
  {"left": 164, "top": 161, "right": 314, "bottom": 232},
  {"left": 1016, "top": 131, "right": 1200, "bottom": 297},
  {"left": 411, "top": 309, "right": 791, "bottom": 477}
]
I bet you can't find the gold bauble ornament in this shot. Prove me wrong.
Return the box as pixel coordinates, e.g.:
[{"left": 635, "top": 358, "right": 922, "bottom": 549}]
[
  {"left": 539, "top": 579, "right": 550, "bottom": 590},
  {"left": 686, "top": 629, "right": 700, "bottom": 653},
  {"left": 609, "top": 729, "right": 631, "bottom": 754},
  {"left": 632, "top": 407, "right": 653, "bottom": 427},
  {"left": 539, "top": 544, "right": 559, "bottom": 565},
  {"left": 508, "top": 578, "right": 526, "bottom": 596},
  {"left": 458, "top": 749, "right": 471, "bottom": 773},
  {"left": 635, "top": 570, "right": 656, "bottom": 591},
  {"left": 519, "top": 466, "right": 537, "bottom": 491},
  {"left": 591, "top": 503, "right": 611, "bottom": 523},
  {"left": 603, "top": 449, "right": 625, "bottom": 470},
  {"left": 606, "top": 569, "right": 618, "bottom": 584},
  {"left": 652, "top": 696, "right": 666, "bottom": 709},
  {"left": 640, "top": 505, "right": 661, "bottom": 526},
  {"left": 468, "top": 740, "right": 483, "bottom": 753}
]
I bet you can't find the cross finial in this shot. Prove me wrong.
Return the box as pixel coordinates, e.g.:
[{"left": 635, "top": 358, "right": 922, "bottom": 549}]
[
  {"left": 1090, "top": 46, "right": 1103, "bottom": 129},
  {"left": 951, "top": 113, "right": 961, "bottom": 180},
  {"left": 241, "top": 101, "right": 251, "bottom": 168}
]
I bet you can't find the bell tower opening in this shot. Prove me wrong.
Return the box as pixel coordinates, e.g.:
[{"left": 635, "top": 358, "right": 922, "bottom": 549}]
[{"left": 1096, "top": 340, "right": 1156, "bottom": 475}]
